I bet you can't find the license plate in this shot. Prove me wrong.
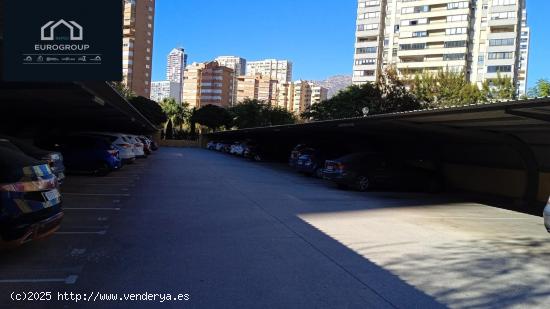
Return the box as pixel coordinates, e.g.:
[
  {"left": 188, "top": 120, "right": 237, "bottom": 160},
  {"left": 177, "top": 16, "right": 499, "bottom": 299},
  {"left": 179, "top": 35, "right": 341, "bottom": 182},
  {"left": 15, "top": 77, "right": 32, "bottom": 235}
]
[{"left": 42, "top": 189, "right": 60, "bottom": 201}]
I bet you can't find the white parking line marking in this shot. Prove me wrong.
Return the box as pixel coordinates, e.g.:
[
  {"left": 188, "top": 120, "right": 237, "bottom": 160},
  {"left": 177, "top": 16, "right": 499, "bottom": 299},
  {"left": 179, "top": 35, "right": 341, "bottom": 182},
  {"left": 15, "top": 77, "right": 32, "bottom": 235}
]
[
  {"left": 97, "top": 217, "right": 108, "bottom": 221},
  {"left": 55, "top": 231, "right": 107, "bottom": 235},
  {"left": 0, "top": 275, "right": 78, "bottom": 284},
  {"left": 112, "top": 199, "right": 121, "bottom": 203},
  {"left": 64, "top": 207, "right": 120, "bottom": 211},
  {"left": 62, "top": 193, "right": 130, "bottom": 197}
]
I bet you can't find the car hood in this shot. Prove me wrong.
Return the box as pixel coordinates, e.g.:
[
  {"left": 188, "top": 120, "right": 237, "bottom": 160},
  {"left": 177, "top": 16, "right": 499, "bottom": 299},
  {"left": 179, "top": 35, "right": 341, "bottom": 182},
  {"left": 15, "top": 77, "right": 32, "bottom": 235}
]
[{"left": 0, "top": 148, "right": 52, "bottom": 182}]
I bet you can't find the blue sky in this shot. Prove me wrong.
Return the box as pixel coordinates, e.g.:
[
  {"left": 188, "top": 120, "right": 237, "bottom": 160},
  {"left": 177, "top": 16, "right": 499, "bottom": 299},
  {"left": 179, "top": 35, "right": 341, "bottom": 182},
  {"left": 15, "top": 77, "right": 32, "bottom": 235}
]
[{"left": 152, "top": 0, "right": 548, "bottom": 88}]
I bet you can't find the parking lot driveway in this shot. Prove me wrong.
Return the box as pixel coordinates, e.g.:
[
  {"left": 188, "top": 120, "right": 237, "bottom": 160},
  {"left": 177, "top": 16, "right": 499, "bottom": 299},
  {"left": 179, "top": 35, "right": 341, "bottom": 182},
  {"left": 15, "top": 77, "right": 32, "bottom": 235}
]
[
  {"left": 3, "top": 147, "right": 550, "bottom": 309},
  {"left": 73, "top": 147, "right": 440, "bottom": 309}
]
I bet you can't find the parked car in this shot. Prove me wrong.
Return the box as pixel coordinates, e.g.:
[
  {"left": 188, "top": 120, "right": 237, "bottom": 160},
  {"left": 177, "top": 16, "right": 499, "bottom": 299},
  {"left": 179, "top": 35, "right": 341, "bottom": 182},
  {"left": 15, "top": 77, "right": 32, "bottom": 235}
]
[
  {"left": 0, "top": 139, "right": 64, "bottom": 248},
  {"left": 230, "top": 141, "right": 247, "bottom": 156},
  {"left": 294, "top": 148, "right": 345, "bottom": 178},
  {"left": 147, "top": 136, "right": 159, "bottom": 151},
  {"left": 40, "top": 135, "right": 122, "bottom": 176},
  {"left": 78, "top": 132, "right": 136, "bottom": 164},
  {"left": 215, "top": 142, "right": 230, "bottom": 153},
  {"left": 125, "top": 135, "right": 146, "bottom": 158},
  {"left": 243, "top": 142, "right": 289, "bottom": 162},
  {"left": 243, "top": 142, "right": 262, "bottom": 161},
  {"left": 543, "top": 197, "right": 550, "bottom": 233},
  {"left": 322, "top": 152, "right": 442, "bottom": 192},
  {"left": 0, "top": 135, "right": 65, "bottom": 183},
  {"left": 289, "top": 144, "right": 309, "bottom": 168},
  {"left": 207, "top": 141, "right": 217, "bottom": 150},
  {"left": 138, "top": 136, "right": 153, "bottom": 155}
]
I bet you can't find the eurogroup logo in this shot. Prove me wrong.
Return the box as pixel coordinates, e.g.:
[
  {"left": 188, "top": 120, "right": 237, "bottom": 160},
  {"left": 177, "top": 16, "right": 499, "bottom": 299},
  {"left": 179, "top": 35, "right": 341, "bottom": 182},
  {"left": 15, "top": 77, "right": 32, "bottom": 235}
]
[
  {"left": 3, "top": 0, "right": 122, "bottom": 82},
  {"left": 40, "top": 19, "right": 83, "bottom": 41}
]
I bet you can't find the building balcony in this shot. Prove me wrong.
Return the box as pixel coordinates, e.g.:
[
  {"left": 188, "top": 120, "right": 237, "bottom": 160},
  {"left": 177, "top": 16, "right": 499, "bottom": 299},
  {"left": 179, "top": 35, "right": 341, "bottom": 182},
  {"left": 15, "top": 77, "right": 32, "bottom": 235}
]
[
  {"left": 397, "top": 59, "right": 466, "bottom": 70},
  {"left": 398, "top": 33, "right": 468, "bottom": 44},
  {"left": 356, "top": 29, "right": 381, "bottom": 37},
  {"left": 488, "top": 18, "right": 518, "bottom": 27},
  {"left": 397, "top": 46, "right": 467, "bottom": 57},
  {"left": 400, "top": 21, "right": 469, "bottom": 33},
  {"left": 399, "top": 8, "right": 470, "bottom": 20}
]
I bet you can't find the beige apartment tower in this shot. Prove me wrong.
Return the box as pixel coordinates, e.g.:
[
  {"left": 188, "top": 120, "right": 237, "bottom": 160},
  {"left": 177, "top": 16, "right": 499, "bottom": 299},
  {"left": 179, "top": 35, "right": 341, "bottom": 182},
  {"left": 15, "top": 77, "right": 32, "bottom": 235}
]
[
  {"left": 353, "top": 0, "right": 530, "bottom": 96},
  {"left": 236, "top": 74, "right": 278, "bottom": 105},
  {"left": 182, "top": 62, "right": 234, "bottom": 109},
  {"left": 215, "top": 56, "right": 247, "bottom": 106},
  {"left": 123, "top": 0, "right": 155, "bottom": 98},
  {"left": 247, "top": 59, "right": 293, "bottom": 83}
]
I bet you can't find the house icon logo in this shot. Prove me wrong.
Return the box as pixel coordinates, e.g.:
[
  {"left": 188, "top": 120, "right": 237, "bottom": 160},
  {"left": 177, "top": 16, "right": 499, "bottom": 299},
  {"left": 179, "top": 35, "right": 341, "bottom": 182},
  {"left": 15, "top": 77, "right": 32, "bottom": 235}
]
[{"left": 41, "top": 19, "right": 83, "bottom": 41}]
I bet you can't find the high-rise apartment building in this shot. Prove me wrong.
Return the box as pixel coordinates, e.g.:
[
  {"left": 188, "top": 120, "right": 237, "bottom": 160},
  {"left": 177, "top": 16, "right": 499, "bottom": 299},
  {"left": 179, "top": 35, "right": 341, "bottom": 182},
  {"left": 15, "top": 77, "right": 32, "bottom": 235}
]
[
  {"left": 215, "top": 56, "right": 247, "bottom": 106},
  {"left": 288, "top": 81, "right": 312, "bottom": 114},
  {"left": 311, "top": 85, "right": 329, "bottom": 104},
  {"left": 352, "top": 0, "right": 529, "bottom": 96},
  {"left": 277, "top": 81, "right": 327, "bottom": 114},
  {"left": 165, "top": 47, "right": 187, "bottom": 102},
  {"left": 182, "top": 62, "right": 234, "bottom": 108},
  {"left": 517, "top": 9, "right": 530, "bottom": 96},
  {"left": 166, "top": 48, "right": 187, "bottom": 84},
  {"left": 123, "top": 0, "right": 155, "bottom": 98},
  {"left": 215, "top": 56, "right": 247, "bottom": 76},
  {"left": 151, "top": 81, "right": 182, "bottom": 104},
  {"left": 247, "top": 59, "right": 293, "bottom": 83},
  {"left": 236, "top": 74, "right": 278, "bottom": 105},
  {"left": 276, "top": 83, "right": 294, "bottom": 111}
]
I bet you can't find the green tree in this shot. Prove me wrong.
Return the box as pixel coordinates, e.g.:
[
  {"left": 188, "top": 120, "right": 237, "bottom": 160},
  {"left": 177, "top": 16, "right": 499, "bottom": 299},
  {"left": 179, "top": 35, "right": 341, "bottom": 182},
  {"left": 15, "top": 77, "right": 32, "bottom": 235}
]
[
  {"left": 159, "top": 98, "right": 191, "bottom": 137},
  {"left": 411, "top": 70, "right": 484, "bottom": 107},
  {"left": 377, "top": 66, "right": 421, "bottom": 112},
  {"left": 528, "top": 79, "right": 550, "bottom": 98},
  {"left": 191, "top": 104, "right": 232, "bottom": 132},
  {"left": 301, "top": 67, "right": 420, "bottom": 121},
  {"left": 301, "top": 83, "right": 383, "bottom": 121},
  {"left": 229, "top": 99, "right": 295, "bottom": 129},
  {"left": 481, "top": 72, "right": 516, "bottom": 101},
  {"left": 110, "top": 81, "right": 135, "bottom": 100},
  {"left": 128, "top": 96, "right": 167, "bottom": 126}
]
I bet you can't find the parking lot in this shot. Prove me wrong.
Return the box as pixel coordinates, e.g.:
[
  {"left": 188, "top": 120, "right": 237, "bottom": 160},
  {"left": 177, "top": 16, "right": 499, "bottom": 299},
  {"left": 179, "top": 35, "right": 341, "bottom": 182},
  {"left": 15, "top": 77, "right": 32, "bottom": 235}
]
[{"left": 1, "top": 147, "right": 549, "bottom": 308}]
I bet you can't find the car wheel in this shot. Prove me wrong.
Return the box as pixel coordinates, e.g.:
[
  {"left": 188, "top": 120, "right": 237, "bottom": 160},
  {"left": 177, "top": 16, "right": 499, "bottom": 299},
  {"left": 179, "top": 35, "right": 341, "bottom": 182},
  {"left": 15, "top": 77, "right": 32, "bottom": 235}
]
[{"left": 356, "top": 176, "right": 370, "bottom": 192}]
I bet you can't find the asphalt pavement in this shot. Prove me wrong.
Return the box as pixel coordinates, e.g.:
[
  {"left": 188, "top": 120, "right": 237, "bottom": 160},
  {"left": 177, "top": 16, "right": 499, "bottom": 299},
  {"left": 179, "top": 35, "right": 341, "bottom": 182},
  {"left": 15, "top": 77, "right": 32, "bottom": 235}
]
[{"left": 1, "top": 147, "right": 549, "bottom": 309}]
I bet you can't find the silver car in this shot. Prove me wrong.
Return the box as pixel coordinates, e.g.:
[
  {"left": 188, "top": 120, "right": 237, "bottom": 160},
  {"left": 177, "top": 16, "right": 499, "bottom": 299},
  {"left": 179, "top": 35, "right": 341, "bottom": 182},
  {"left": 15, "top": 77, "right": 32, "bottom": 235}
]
[{"left": 544, "top": 197, "right": 550, "bottom": 232}]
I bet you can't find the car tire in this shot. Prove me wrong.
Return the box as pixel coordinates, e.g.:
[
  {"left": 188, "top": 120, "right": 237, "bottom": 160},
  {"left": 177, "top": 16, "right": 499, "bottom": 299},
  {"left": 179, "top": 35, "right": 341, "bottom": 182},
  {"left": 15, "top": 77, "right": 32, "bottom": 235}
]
[{"left": 356, "top": 176, "right": 370, "bottom": 192}]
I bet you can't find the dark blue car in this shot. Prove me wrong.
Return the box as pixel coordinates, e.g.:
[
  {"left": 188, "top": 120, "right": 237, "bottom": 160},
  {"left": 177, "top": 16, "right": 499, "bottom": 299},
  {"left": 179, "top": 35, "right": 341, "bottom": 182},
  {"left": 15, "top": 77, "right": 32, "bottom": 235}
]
[
  {"left": 0, "top": 139, "right": 64, "bottom": 248},
  {"left": 46, "top": 135, "right": 122, "bottom": 176}
]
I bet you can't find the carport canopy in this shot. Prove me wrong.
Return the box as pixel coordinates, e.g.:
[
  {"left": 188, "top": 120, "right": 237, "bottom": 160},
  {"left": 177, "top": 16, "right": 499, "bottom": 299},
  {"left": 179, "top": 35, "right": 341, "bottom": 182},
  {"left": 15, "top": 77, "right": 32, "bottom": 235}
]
[
  {"left": 208, "top": 98, "right": 550, "bottom": 211},
  {"left": 0, "top": 81, "right": 158, "bottom": 134}
]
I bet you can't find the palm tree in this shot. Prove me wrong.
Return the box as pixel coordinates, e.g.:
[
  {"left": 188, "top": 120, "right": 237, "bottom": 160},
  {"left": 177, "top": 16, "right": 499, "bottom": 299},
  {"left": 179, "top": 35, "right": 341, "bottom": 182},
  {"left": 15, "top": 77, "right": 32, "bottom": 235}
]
[{"left": 159, "top": 98, "right": 191, "bottom": 139}]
